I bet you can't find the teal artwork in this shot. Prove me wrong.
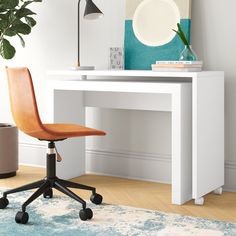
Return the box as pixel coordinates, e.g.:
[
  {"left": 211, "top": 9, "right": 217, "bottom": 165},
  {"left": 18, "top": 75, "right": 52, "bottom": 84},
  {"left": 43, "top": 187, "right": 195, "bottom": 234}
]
[{"left": 124, "top": 0, "right": 192, "bottom": 70}]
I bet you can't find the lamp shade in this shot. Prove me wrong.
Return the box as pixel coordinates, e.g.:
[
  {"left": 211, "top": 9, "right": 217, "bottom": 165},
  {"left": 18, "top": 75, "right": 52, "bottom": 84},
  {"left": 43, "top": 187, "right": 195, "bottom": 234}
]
[{"left": 84, "top": 0, "right": 103, "bottom": 20}]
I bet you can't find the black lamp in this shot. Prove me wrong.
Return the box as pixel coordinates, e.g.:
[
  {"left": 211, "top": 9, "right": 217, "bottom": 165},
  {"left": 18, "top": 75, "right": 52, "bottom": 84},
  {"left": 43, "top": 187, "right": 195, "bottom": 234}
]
[{"left": 76, "top": 0, "right": 103, "bottom": 70}]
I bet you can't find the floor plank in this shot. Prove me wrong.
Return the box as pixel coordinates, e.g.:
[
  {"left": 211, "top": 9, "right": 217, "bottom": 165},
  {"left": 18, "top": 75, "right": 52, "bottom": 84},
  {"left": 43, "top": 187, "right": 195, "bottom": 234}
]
[{"left": 0, "top": 165, "right": 235, "bottom": 223}]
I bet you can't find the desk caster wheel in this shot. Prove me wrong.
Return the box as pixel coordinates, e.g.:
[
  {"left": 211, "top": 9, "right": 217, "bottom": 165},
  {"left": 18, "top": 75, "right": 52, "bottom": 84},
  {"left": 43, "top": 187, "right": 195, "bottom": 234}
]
[
  {"left": 195, "top": 197, "right": 204, "bottom": 205},
  {"left": 15, "top": 211, "right": 29, "bottom": 224},
  {"left": 213, "top": 187, "right": 222, "bottom": 195},
  {"left": 0, "top": 197, "right": 9, "bottom": 209},
  {"left": 43, "top": 188, "right": 53, "bottom": 198},
  {"left": 79, "top": 208, "right": 93, "bottom": 221},
  {"left": 90, "top": 193, "right": 103, "bottom": 205}
]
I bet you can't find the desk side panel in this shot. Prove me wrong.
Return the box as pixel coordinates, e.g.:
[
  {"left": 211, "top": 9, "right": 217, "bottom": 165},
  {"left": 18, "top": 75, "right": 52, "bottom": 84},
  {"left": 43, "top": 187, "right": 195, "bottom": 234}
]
[
  {"left": 172, "top": 83, "right": 192, "bottom": 205},
  {"left": 192, "top": 73, "right": 224, "bottom": 199}
]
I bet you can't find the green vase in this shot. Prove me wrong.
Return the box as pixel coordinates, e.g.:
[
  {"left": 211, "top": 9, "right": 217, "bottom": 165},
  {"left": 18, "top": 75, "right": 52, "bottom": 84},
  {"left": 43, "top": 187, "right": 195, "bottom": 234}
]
[{"left": 179, "top": 45, "right": 198, "bottom": 61}]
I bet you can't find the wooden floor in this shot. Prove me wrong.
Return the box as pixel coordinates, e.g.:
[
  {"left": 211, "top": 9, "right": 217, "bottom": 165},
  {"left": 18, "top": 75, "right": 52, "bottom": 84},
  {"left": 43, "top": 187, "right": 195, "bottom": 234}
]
[{"left": 0, "top": 165, "right": 236, "bottom": 223}]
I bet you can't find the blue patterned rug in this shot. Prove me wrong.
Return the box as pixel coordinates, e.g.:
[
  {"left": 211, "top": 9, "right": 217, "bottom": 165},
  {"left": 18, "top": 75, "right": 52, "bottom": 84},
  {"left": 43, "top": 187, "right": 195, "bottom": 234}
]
[{"left": 0, "top": 190, "right": 236, "bottom": 236}]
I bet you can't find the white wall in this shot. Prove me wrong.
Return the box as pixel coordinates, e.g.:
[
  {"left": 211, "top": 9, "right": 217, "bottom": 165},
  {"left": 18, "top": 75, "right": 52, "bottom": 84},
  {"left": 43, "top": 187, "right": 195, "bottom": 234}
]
[
  {"left": 191, "top": 0, "right": 236, "bottom": 190},
  {"left": 0, "top": 0, "right": 236, "bottom": 189},
  {"left": 191, "top": 0, "right": 236, "bottom": 163}
]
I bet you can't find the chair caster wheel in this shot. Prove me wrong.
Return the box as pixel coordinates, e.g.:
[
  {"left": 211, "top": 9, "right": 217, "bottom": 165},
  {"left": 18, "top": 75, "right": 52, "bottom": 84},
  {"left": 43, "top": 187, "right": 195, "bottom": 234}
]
[
  {"left": 0, "top": 197, "right": 9, "bottom": 209},
  {"left": 213, "top": 187, "right": 223, "bottom": 195},
  {"left": 90, "top": 193, "right": 103, "bottom": 205},
  {"left": 79, "top": 208, "right": 93, "bottom": 221},
  {"left": 194, "top": 197, "right": 204, "bottom": 205},
  {"left": 43, "top": 188, "right": 53, "bottom": 198},
  {"left": 15, "top": 211, "right": 29, "bottom": 224}
]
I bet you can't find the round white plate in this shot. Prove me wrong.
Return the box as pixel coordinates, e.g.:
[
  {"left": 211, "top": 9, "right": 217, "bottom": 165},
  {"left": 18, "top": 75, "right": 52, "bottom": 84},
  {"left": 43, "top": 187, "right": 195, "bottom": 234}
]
[{"left": 133, "top": 0, "right": 180, "bottom": 47}]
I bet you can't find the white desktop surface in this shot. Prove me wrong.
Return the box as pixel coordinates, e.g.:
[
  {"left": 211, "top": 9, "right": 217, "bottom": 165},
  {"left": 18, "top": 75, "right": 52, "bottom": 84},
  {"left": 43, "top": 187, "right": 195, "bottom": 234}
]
[{"left": 47, "top": 69, "right": 222, "bottom": 80}]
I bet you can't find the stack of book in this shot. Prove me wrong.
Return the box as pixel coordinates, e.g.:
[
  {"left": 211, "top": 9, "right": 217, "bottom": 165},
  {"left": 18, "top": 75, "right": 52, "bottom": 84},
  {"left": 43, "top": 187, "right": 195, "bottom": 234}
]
[{"left": 152, "top": 61, "right": 203, "bottom": 72}]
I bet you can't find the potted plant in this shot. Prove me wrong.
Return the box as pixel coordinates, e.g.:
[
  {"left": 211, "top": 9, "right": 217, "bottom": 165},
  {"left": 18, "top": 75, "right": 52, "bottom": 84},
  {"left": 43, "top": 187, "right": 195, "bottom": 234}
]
[
  {"left": 173, "top": 23, "right": 198, "bottom": 61},
  {"left": 0, "top": 0, "right": 42, "bottom": 59},
  {"left": 0, "top": 124, "right": 18, "bottom": 178}
]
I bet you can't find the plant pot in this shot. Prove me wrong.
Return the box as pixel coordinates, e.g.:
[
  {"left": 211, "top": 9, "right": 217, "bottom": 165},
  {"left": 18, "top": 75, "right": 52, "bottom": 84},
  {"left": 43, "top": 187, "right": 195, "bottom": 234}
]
[{"left": 0, "top": 123, "right": 18, "bottom": 178}]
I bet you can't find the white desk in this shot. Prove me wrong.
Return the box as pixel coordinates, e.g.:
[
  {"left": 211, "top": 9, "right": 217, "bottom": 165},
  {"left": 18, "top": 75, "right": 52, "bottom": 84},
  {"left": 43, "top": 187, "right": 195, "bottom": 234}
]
[{"left": 47, "top": 70, "right": 224, "bottom": 205}]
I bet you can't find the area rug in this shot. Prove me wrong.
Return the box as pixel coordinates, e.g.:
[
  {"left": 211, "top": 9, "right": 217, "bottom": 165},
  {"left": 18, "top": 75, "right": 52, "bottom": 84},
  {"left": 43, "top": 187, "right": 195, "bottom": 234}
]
[{"left": 0, "top": 190, "right": 235, "bottom": 236}]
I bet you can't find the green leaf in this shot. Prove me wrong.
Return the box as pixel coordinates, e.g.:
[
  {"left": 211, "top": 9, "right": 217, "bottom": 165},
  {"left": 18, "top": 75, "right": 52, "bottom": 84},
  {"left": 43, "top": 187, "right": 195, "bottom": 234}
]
[
  {"left": 0, "top": 38, "right": 16, "bottom": 59},
  {"left": 22, "top": 0, "right": 42, "bottom": 8},
  {"left": 185, "top": 32, "right": 189, "bottom": 44},
  {"left": 0, "top": 0, "right": 19, "bottom": 9},
  {"left": 0, "top": 19, "right": 7, "bottom": 28},
  {"left": 0, "top": 12, "right": 10, "bottom": 21},
  {"left": 15, "top": 8, "right": 36, "bottom": 18},
  {"left": 4, "top": 28, "right": 17, "bottom": 36},
  {"left": 172, "top": 23, "right": 189, "bottom": 47},
  {"left": 25, "top": 16, "right": 36, "bottom": 27},
  {"left": 12, "top": 23, "right": 31, "bottom": 34},
  {"left": 8, "top": 10, "right": 16, "bottom": 22},
  {"left": 0, "top": 10, "right": 16, "bottom": 22},
  {"left": 22, "top": 1, "right": 33, "bottom": 8},
  {"left": 17, "top": 33, "right": 25, "bottom": 47}
]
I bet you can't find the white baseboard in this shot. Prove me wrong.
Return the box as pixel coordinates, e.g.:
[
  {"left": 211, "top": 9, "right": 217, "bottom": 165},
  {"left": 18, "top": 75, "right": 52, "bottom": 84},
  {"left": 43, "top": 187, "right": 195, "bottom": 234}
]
[
  {"left": 18, "top": 142, "right": 236, "bottom": 191},
  {"left": 19, "top": 141, "right": 46, "bottom": 167},
  {"left": 224, "top": 161, "right": 236, "bottom": 192},
  {"left": 86, "top": 148, "right": 171, "bottom": 184}
]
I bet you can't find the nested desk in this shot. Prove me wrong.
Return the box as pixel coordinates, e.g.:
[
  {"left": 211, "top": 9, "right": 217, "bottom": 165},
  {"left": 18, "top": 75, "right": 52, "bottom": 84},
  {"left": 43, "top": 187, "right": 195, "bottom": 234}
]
[{"left": 47, "top": 70, "right": 224, "bottom": 205}]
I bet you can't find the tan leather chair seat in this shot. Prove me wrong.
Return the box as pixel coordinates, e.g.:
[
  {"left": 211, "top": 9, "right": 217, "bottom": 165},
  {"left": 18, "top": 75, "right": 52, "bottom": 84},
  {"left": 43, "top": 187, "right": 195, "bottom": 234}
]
[{"left": 28, "top": 123, "right": 106, "bottom": 140}]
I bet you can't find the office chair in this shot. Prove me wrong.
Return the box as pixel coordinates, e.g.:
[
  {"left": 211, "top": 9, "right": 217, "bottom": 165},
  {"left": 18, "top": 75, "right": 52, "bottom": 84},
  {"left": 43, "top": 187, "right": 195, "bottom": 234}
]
[{"left": 0, "top": 67, "right": 106, "bottom": 224}]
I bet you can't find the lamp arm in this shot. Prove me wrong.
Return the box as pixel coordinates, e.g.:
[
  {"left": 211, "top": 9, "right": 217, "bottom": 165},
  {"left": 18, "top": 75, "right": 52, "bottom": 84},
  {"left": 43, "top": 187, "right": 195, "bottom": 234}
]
[{"left": 78, "top": 0, "right": 82, "bottom": 67}]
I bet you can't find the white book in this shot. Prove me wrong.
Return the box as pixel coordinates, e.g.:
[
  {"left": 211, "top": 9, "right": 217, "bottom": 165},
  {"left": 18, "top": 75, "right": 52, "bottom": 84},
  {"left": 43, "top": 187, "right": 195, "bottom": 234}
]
[
  {"left": 152, "top": 64, "right": 202, "bottom": 68},
  {"left": 152, "top": 67, "right": 202, "bottom": 72},
  {"left": 156, "top": 60, "right": 203, "bottom": 65}
]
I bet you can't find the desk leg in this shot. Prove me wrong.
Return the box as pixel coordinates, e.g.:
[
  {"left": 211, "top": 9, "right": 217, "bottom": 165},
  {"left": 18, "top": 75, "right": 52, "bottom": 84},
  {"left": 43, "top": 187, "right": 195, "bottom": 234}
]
[
  {"left": 48, "top": 89, "right": 85, "bottom": 179},
  {"left": 192, "top": 74, "right": 224, "bottom": 204},
  {"left": 172, "top": 84, "right": 192, "bottom": 205}
]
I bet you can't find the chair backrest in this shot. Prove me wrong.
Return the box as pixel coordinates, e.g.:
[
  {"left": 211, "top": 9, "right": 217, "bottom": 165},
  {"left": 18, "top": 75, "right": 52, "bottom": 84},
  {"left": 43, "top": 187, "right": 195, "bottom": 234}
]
[{"left": 6, "top": 67, "right": 43, "bottom": 135}]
